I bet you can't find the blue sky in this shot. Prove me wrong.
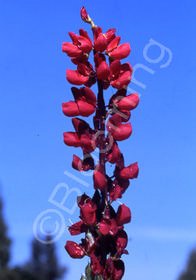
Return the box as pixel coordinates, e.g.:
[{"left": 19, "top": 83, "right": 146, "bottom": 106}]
[{"left": 0, "top": 0, "right": 195, "bottom": 279}]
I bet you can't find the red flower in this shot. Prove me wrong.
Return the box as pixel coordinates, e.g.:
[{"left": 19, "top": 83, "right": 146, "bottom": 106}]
[
  {"left": 115, "top": 230, "right": 128, "bottom": 250},
  {"left": 113, "top": 260, "right": 125, "bottom": 280},
  {"left": 110, "top": 43, "right": 131, "bottom": 60},
  {"left": 90, "top": 253, "right": 103, "bottom": 275},
  {"left": 104, "top": 28, "right": 116, "bottom": 44},
  {"left": 62, "top": 86, "right": 96, "bottom": 117},
  {"left": 116, "top": 93, "right": 139, "bottom": 111},
  {"left": 94, "top": 52, "right": 106, "bottom": 69},
  {"left": 65, "top": 241, "right": 85, "bottom": 259},
  {"left": 116, "top": 204, "right": 131, "bottom": 226},
  {"left": 93, "top": 27, "right": 108, "bottom": 52},
  {"left": 62, "top": 43, "right": 82, "bottom": 57},
  {"left": 63, "top": 118, "right": 97, "bottom": 153},
  {"left": 77, "top": 193, "right": 90, "bottom": 207},
  {"left": 106, "top": 36, "right": 131, "bottom": 60},
  {"left": 106, "top": 36, "right": 121, "bottom": 53},
  {"left": 80, "top": 6, "right": 90, "bottom": 22},
  {"left": 106, "top": 142, "right": 121, "bottom": 164},
  {"left": 96, "top": 61, "right": 110, "bottom": 80},
  {"left": 80, "top": 197, "right": 97, "bottom": 225},
  {"left": 103, "top": 258, "right": 115, "bottom": 280},
  {"left": 66, "top": 69, "right": 89, "bottom": 85},
  {"left": 109, "top": 60, "right": 133, "bottom": 89},
  {"left": 63, "top": 132, "right": 80, "bottom": 147},
  {"left": 109, "top": 178, "right": 130, "bottom": 202},
  {"left": 68, "top": 220, "right": 87, "bottom": 235},
  {"left": 66, "top": 61, "right": 96, "bottom": 86},
  {"left": 99, "top": 218, "right": 118, "bottom": 236},
  {"left": 62, "top": 29, "right": 93, "bottom": 57},
  {"left": 118, "top": 162, "right": 139, "bottom": 179},
  {"left": 93, "top": 165, "right": 107, "bottom": 191},
  {"left": 72, "top": 154, "right": 94, "bottom": 171},
  {"left": 106, "top": 113, "right": 132, "bottom": 141}
]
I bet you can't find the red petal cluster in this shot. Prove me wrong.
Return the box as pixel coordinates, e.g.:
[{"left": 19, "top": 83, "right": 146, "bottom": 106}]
[
  {"left": 62, "top": 87, "right": 96, "bottom": 117},
  {"left": 62, "top": 29, "right": 93, "bottom": 57},
  {"left": 63, "top": 118, "right": 97, "bottom": 153}
]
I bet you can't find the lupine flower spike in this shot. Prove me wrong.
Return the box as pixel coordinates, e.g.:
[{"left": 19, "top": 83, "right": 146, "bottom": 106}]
[{"left": 62, "top": 7, "right": 140, "bottom": 280}]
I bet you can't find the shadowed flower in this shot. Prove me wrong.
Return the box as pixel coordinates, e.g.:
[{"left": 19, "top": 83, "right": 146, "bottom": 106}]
[
  {"left": 79, "top": 196, "right": 97, "bottom": 225},
  {"left": 63, "top": 118, "right": 97, "bottom": 153},
  {"left": 72, "top": 153, "right": 94, "bottom": 171},
  {"left": 68, "top": 220, "right": 87, "bottom": 235}
]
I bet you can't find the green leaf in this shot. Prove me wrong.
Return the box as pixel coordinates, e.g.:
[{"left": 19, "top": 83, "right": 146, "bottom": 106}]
[
  {"left": 80, "top": 274, "right": 86, "bottom": 280},
  {"left": 85, "top": 263, "right": 94, "bottom": 280}
]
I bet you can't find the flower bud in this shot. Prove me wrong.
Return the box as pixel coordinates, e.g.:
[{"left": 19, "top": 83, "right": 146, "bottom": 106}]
[
  {"left": 80, "top": 6, "right": 90, "bottom": 22},
  {"left": 65, "top": 241, "right": 85, "bottom": 259}
]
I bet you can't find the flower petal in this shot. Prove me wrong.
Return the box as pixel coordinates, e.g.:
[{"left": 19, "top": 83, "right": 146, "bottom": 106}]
[
  {"left": 68, "top": 220, "right": 86, "bottom": 235},
  {"left": 94, "top": 33, "right": 108, "bottom": 52},
  {"left": 65, "top": 241, "right": 85, "bottom": 259},
  {"left": 107, "top": 142, "right": 121, "bottom": 164},
  {"left": 104, "top": 28, "right": 116, "bottom": 43},
  {"left": 110, "top": 71, "right": 132, "bottom": 89},
  {"left": 66, "top": 70, "right": 89, "bottom": 85},
  {"left": 63, "top": 132, "right": 80, "bottom": 147},
  {"left": 106, "top": 36, "right": 121, "bottom": 53},
  {"left": 110, "top": 43, "right": 131, "bottom": 59},
  {"left": 77, "top": 100, "right": 96, "bottom": 117},
  {"left": 93, "top": 169, "right": 107, "bottom": 191},
  {"left": 117, "top": 93, "right": 139, "bottom": 111},
  {"left": 119, "top": 162, "right": 139, "bottom": 179},
  {"left": 62, "top": 42, "right": 82, "bottom": 57},
  {"left": 62, "top": 101, "right": 79, "bottom": 117},
  {"left": 116, "top": 204, "right": 131, "bottom": 226},
  {"left": 112, "top": 123, "right": 132, "bottom": 141},
  {"left": 96, "top": 61, "right": 110, "bottom": 80}
]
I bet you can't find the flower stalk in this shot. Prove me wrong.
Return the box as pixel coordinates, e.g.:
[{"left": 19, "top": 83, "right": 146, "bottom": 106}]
[{"left": 62, "top": 7, "right": 140, "bottom": 280}]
